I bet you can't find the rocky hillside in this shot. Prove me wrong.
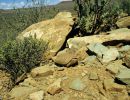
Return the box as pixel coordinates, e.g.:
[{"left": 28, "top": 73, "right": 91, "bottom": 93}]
[{"left": 1, "top": 12, "right": 130, "bottom": 100}]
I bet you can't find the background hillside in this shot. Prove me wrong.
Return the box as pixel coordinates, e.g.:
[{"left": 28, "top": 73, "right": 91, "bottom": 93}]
[{"left": 0, "top": 1, "right": 75, "bottom": 46}]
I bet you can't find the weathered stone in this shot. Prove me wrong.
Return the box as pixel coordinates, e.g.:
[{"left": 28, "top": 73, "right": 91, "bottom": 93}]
[
  {"left": 87, "top": 43, "right": 108, "bottom": 58},
  {"left": 116, "top": 68, "right": 130, "bottom": 85},
  {"left": 57, "top": 67, "right": 65, "bottom": 71},
  {"left": 75, "top": 47, "right": 88, "bottom": 61},
  {"left": 69, "top": 78, "right": 86, "bottom": 91},
  {"left": 102, "top": 48, "right": 119, "bottom": 63},
  {"left": 106, "top": 60, "right": 124, "bottom": 74},
  {"left": 89, "top": 72, "right": 98, "bottom": 80},
  {"left": 62, "top": 95, "right": 70, "bottom": 100},
  {"left": 9, "top": 86, "right": 37, "bottom": 99},
  {"left": 87, "top": 43, "right": 119, "bottom": 63},
  {"left": 47, "top": 78, "right": 63, "bottom": 95},
  {"left": 31, "top": 65, "right": 54, "bottom": 78},
  {"left": 116, "top": 16, "right": 130, "bottom": 28},
  {"left": 20, "top": 77, "right": 37, "bottom": 87},
  {"left": 126, "top": 85, "right": 130, "bottom": 94},
  {"left": 108, "top": 28, "right": 130, "bottom": 34},
  {"left": 52, "top": 48, "right": 77, "bottom": 67},
  {"left": 123, "top": 51, "right": 130, "bottom": 68},
  {"left": 0, "top": 86, "right": 2, "bottom": 90},
  {"left": 79, "top": 56, "right": 97, "bottom": 65},
  {"left": 103, "top": 79, "right": 126, "bottom": 92},
  {"left": 119, "top": 45, "right": 130, "bottom": 52},
  {"left": 67, "top": 28, "right": 130, "bottom": 49},
  {"left": 18, "top": 12, "right": 74, "bottom": 59},
  {"left": 29, "top": 91, "right": 44, "bottom": 100}
]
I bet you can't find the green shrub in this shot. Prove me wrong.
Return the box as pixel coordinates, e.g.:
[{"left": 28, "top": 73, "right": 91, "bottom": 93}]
[
  {"left": 119, "top": 0, "right": 130, "bottom": 15},
  {"left": 74, "top": 0, "right": 121, "bottom": 35},
  {"left": 0, "top": 36, "right": 47, "bottom": 83}
]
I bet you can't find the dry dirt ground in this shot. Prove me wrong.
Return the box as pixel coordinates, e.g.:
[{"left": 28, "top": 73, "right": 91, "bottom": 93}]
[{"left": 0, "top": 59, "right": 130, "bottom": 100}]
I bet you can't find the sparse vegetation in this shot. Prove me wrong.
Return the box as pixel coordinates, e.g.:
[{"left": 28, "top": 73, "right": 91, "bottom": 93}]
[
  {"left": 0, "top": 0, "right": 59, "bottom": 47},
  {"left": 0, "top": 36, "right": 47, "bottom": 83}
]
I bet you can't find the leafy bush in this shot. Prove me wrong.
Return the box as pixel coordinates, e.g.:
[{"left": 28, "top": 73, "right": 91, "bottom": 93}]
[
  {"left": 74, "top": 0, "right": 121, "bottom": 35},
  {"left": 0, "top": 36, "right": 47, "bottom": 83}
]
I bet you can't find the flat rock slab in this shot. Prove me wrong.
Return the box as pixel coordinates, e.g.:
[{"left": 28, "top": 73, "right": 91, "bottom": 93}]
[
  {"left": 87, "top": 43, "right": 119, "bottom": 63},
  {"left": 116, "top": 68, "right": 130, "bottom": 85},
  {"left": 31, "top": 65, "right": 54, "bottom": 78},
  {"left": 102, "top": 48, "right": 119, "bottom": 63},
  {"left": 29, "top": 90, "right": 44, "bottom": 100},
  {"left": 103, "top": 79, "right": 126, "bottom": 92},
  {"left": 47, "top": 78, "right": 63, "bottom": 95},
  {"left": 69, "top": 78, "right": 86, "bottom": 91},
  {"left": 89, "top": 72, "right": 98, "bottom": 80},
  {"left": 67, "top": 28, "right": 130, "bottom": 49},
  {"left": 106, "top": 60, "right": 125, "bottom": 74},
  {"left": 87, "top": 43, "right": 108, "bottom": 58},
  {"left": 9, "top": 86, "right": 37, "bottom": 99},
  {"left": 116, "top": 16, "right": 130, "bottom": 28}
]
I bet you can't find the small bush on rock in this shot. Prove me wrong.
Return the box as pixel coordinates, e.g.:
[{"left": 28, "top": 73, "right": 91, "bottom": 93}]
[{"left": 0, "top": 36, "right": 47, "bottom": 83}]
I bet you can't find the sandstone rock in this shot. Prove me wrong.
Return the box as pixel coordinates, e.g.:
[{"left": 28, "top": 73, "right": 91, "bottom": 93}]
[
  {"left": 126, "top": 85, "right": 130, "bottom": 94},
  {"left": 20, "top": 77, "right": 37, "bottom": 87},
  {"left": 116, "top": 68, "right": 130, "bottom": 85},
  {"left": 18, "top": 12, "right": 74, "bottom": 59},
  {"left": 103, "top": 79, "right": 126, "bottom": 92},
  {"left": 69, "top": 78, "right": 86, "bottom": 91},
  {"left": 62, "top": 95, "right": 70, "bottom": 100},
  {"left": 9, "top": 86, "right": 37, "bottom": 99},
  {"left": 75, "top": 47, "right": 88, "bottom": 61},
  {"left": 106, "top": 60, "right": 124, "bottom": 74},
  {"left": 31, "top": 65, "right": 54, "bottom": 78},
  {"left": 116, "top": 16, "right": 130, "bottom": 28},
  {"left": 119, "top": 45, "right": 130, "bottom": 52},
  {"left": 79, "top": 56, "right": 102, "bottom": 68},
  {"left": 52, "top": 48, "right": 77, "bottom": 67},
  {"left": 123, "top": 51, "right": 130, "bottom": 68},
  {"left": 57, "top": 67, "right": 65, "bottom": 71},
  {"left": 0, "top": 96, "right": 2, "bottom": 100},
  {"left": 79, "top": 56, "right": 97, "bottom": 65},
  {"left": 102, "top": 48, "right": 119, "bottom": 63},
  {"left": 87, "top": 43, "right": 119, "bottom": 63},
  {"left": 67, "top": 28, "right": 130, "bottom": 49},
  {"left": 89, "top": 72, "right": 98, "bottom": 80},
  {"left": 87, "top": 43, "right": 108, "bottom": 58},
  {"left": 29, "top": 91, "right": 44, "bottom": 100},
  {"left": 47, "top": 78, "right": 63, "bottom": 95}
]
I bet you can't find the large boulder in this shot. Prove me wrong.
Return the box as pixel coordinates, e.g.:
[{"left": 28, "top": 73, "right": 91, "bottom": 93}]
[
  {"left": 18, "top": 12, "right": 74, "bottom": 59},
  {"left": 67, "top": 28, "right": 130, "bottom": 49},
  {"left": 116, "top": 16, "right": 130, "bottom": 28}
]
